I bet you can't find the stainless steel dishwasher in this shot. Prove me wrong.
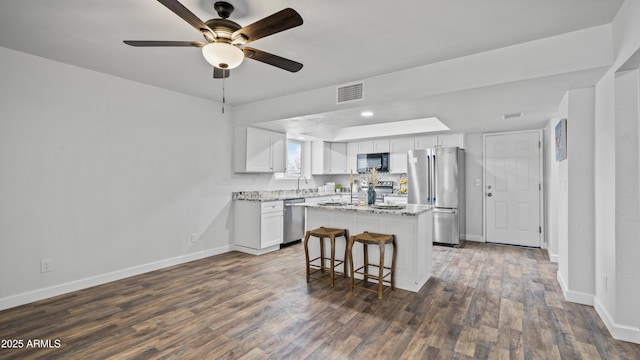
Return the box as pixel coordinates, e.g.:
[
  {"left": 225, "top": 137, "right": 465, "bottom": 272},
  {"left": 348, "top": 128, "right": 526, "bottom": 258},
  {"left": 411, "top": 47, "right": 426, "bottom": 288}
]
[{"left": 282, "top": 198, "right": 305, "bottom": 246}]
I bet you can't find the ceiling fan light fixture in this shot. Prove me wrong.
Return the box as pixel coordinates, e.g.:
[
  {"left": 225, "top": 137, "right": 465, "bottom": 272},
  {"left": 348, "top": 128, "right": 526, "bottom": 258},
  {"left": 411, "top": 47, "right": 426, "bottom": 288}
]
[{"left": 202, "top": 42, "right": 244, "bottom": 69}]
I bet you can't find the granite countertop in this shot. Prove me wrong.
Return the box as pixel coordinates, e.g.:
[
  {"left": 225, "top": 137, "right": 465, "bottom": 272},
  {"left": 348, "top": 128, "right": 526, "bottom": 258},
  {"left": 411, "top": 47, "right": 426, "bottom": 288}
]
[
  {"left": 232, "top": 189, "right": 348, "bottom": 201},
  {"left": 295, "top": 202, "right": 432, "bottom": 216},
  {"left": 232, "top": 189, "right": 407, "bottom": 202}
]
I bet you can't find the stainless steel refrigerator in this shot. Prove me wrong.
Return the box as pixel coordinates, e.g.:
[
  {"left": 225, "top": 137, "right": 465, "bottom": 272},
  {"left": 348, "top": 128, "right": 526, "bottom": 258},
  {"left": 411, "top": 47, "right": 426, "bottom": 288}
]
[{"left": 407, "top": 147, "right": 465, "bottom": 246}]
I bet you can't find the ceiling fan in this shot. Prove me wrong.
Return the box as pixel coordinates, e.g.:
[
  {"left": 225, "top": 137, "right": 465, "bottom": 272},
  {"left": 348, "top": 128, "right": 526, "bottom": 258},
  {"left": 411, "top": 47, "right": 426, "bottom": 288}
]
[{"left": 124, "top": 0, "right": 303, "bottom": 79}]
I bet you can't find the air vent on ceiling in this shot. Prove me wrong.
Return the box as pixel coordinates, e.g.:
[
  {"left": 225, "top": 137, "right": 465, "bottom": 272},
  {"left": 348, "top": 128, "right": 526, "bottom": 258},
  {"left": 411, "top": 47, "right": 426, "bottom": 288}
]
[
  {"left": 336, "top": 82, "right": 364, "bottom": 104},
  {"left": 502, "top": 112, "right": 523, "bottom": 120}
]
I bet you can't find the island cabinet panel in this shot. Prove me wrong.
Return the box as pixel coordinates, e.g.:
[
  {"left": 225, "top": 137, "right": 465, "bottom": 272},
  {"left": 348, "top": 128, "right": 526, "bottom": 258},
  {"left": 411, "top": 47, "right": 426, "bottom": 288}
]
[{"left": 304, "top": 207, "right": 433, "bottom": 292}]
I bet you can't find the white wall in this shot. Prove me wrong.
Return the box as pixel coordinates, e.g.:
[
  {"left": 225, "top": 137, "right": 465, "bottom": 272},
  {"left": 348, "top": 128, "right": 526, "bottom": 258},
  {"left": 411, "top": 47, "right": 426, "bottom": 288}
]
[
  {"left": 614, "top": 69, "right": 640, "bottom": 330},
  {"left": 568, "top": 88, "right": 597, "bottom": 301},
  {"left": 592, "top": 0, "right": 640, "bottom": 344},
  {"left": 234, "top": 26, "right": 613, "bottom": 127},
  {"left": 594, "top": 70, "right": 618, "bottom": 333},
  {"left": 545, "top": 93, "right": 569, "bottom": 263},
  {"left": 552, "top": 88, "right": 596, "bottom": 305},
  {"left": 0, "top": 47, "right": 247, "bottom": 309},
  {"left": 464, "top": 133, "right": 484, "bottom": 242}
]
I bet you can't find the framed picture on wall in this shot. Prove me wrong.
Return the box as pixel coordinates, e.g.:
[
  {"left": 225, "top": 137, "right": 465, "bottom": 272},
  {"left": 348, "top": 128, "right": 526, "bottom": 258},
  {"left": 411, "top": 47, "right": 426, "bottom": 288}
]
[{"left": 555, "top": 118, "right": 567, "bottom": 161}]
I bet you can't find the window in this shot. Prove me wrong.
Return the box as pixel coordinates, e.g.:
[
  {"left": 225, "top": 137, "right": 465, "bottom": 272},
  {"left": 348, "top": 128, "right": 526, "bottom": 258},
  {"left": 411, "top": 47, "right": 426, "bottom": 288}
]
[{"left": 285, "top": 140, "right": 302, "bottom": 177}]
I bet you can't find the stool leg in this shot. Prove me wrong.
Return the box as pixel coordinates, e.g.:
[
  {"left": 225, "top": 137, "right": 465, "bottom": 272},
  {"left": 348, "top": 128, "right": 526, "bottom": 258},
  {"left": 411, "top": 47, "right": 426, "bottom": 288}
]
[
  {"left": 319, "top": 236, "right": 325, "bottom": 273},
  {"left": 342, "top": 230, "right": 349, "bottom": 277},
  {"left": 329, "top": 235, "right": 336, "bottom": 287},
  {"left": 348, "top": 236, "right": 355, "bottom": 292},
  {"left": 363, "top": 244, "right": 369, "bottom": 284},
  {"left": 391, "top": 236, "right": 397, "bottom": 291},
  {"left": 303, "top": 231, "right": 311, "bottom": 282},
  {"left": 378, "top": 242, "right": 385, "bottom": 300}
]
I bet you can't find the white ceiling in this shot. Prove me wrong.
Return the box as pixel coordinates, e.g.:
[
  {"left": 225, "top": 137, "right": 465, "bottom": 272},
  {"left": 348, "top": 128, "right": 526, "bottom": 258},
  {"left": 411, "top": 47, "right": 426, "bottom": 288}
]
[{"left": 0, "top": 0, "right": 625, "bottom": 138}]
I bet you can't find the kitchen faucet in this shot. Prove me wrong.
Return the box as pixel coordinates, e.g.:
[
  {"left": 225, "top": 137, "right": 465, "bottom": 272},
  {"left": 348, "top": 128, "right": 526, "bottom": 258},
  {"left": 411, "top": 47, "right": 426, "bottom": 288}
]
[{"left": 297, "top": 175, "right": 308, "bottom": 191}]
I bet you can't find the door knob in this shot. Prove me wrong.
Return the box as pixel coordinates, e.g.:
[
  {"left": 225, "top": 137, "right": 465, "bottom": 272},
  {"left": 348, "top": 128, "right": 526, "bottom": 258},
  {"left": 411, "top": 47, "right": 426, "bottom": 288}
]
[{"left": 487, "top": 192, "right": 493, "bottom": 197}]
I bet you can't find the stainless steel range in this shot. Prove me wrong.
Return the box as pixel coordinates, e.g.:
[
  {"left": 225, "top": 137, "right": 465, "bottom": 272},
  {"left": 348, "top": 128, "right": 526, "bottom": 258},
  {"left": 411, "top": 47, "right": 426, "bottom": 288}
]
[{"left": 373, "top": 181, "right": 394, "bottom": 200}]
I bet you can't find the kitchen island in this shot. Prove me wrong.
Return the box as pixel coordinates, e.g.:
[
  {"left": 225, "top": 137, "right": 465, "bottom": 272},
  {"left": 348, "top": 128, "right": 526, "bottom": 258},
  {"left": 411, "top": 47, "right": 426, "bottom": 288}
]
[{"left": 297, "top": 202, "right": 433, "bottom": 293}]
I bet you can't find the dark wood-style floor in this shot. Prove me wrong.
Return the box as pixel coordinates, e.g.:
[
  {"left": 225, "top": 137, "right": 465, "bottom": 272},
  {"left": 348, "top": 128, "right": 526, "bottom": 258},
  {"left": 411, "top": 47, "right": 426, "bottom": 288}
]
[{"left": 1, "top": 242, "right": 639, "bottom": 359}]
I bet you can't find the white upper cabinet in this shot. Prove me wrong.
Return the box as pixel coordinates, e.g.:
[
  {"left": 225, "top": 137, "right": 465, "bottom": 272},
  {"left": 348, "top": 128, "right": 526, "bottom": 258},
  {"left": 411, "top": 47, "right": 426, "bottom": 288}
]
[
  {"left": 329, "top": 142, "right": 348, "bottom": 174},
  {"left": 437, "top": 133, "right": 466, "bottom": 148},
  {"left": 373, "top": 139, "right": 390, "bottom": 153},
  {"left": 312, "top": 141, "right": 349, "bottom": 174},
  {"left": 311, "top": 141, "right": 325, "bottom": 175},
  {"left": 234, "top": 126, "right": 286, "bottom": 173},
  {"left": 357, "top": 139, "right": 389, "bottom": 154},
  {"left": 270, "top": 131, "right": 287, "bottom": 172},
  {"left": 310, "top": 133, "right": 465, "bottom": 175},
  {"left": 389, "top": 136, "right": 414, "bottom": 174},
  {"left": 358, "top": 140, "right": 374, "bottom": 154},
  {"left": 414, "top": 135, "right": 438, "bottom": 149},
  {"left": 414, "top": 134, "right": 465, "bottom": 149},
  {"left": 347, "top": 141, "right": 359, "bottom": 174}
]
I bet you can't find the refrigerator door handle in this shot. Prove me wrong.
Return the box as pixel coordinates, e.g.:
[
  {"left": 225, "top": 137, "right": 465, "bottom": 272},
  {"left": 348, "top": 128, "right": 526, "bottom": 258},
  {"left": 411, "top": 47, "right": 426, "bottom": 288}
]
[
  {"left": 432, "top": 154, "right": 437, "bottom": 205},
  {"left": 427, "top": 155, "right": 433, "bottom": 205}
]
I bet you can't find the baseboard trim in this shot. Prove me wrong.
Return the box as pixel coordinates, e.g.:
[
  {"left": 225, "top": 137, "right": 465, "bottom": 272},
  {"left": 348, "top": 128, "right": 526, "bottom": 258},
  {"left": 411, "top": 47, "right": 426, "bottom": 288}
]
[
  {"left": 463, "top": 234, "right": 484, "bottom": 242},
  {"left": 0, "top": 245, "right": 232, "bottom": 311},
  {"left": 233, "top": 244, "right": 280, "bottom": 255},
  {"left": 594, "top": 297, "right": 640, "bottom": 344},
  {"left": 548, "top": 251, "right": 559, "bottom": 263},
  {"left": 557, "top": 270, "right": 594, "bottom": 306}
]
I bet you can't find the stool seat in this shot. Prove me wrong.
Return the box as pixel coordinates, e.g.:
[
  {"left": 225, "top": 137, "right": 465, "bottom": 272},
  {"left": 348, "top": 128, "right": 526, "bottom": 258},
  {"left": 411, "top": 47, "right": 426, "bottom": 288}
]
[
  {"left": 308, "top": 227, "right": 346, "bottom": 238},
  {"left": 348, "top": 231, "right": 397, "bottom": 299},
  {"left": 304, "top": 227, "right": 349, "bottom": 287},
  {"left": 350, "top": 231, "right": 394, "bottom": 244}
]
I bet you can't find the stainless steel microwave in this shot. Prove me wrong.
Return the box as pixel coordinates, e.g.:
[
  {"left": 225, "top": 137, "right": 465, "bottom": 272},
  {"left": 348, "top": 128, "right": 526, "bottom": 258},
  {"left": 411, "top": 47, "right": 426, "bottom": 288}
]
[{"left": 357, "top": 153, "right": 390, "bottom": 173}]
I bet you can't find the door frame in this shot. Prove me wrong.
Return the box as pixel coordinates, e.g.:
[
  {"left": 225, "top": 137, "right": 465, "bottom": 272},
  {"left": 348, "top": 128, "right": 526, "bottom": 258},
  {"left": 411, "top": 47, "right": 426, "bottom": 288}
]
[{"left": 482, "top": 129, "right": 545, "bottom": 247}]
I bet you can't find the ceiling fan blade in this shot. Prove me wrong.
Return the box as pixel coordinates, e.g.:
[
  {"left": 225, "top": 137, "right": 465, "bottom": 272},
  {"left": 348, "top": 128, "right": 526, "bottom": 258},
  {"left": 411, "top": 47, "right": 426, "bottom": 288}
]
[
  {"left": 157, "top": 0, "right": 215, "bottom": 39},
  {"left": 123, "top": 40, "right": 205, "bottom": 47},
  {"left": 213, "top": 67, "right": 230, "bottom": 79},
  {"left": 232, "top": 8, "right": 302, "bottom": 45},
  {"left": 243, "top": 47, "right": 303, "bottom": 72}
]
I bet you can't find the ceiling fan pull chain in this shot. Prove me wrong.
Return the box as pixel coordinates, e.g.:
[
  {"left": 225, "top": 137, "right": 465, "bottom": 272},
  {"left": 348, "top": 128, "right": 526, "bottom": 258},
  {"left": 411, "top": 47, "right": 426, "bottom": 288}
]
[{"left": 221, "top": 70, "right": 226, "bottom": 113}]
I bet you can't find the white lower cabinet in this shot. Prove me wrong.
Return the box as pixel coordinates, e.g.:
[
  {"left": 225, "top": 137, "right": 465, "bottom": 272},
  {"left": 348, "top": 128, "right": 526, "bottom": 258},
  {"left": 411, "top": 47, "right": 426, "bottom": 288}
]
[
  {"left": 234, "top": 200, "right": 283, "bottom": 255},
  {"left": 261, "top": 211, "right": 283, "bottom": 248}
]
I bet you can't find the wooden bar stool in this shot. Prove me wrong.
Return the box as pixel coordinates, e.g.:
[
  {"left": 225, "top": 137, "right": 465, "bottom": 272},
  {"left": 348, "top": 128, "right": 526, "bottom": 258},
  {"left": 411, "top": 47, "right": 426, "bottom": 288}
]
[
  {"left": 348, "top": 231, "right": 397, "bottom": 299},
  {"left": 303, "top": 227, "right": 350, "bottom": 287}
]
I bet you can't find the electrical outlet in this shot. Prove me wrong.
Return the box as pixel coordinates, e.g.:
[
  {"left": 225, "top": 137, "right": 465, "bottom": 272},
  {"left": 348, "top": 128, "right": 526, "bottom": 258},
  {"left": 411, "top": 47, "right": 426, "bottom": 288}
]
[
  {"left": 191, "top": 233, "right": 198, "bottom": 243},
  {"left": 40, "top": 258, "right": 52, "bottom": 273}
]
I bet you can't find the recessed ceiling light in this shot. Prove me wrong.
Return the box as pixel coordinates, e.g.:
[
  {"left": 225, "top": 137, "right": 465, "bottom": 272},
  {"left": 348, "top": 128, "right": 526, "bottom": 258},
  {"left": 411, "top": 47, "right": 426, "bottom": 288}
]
[{"left": 361, "top": 111, "right": 374, "bottom": 117}]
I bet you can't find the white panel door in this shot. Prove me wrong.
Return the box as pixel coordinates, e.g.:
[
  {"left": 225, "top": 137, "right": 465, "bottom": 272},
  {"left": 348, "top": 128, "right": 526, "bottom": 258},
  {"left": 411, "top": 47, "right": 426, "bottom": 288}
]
[{"left": 484, "top": 132, "right": 541, "bottom": 247}]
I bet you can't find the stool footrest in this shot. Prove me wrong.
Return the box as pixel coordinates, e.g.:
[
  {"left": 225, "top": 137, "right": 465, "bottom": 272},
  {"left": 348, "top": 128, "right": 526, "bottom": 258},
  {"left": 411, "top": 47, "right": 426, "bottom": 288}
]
[
  {"left": 308, "top": 260, "right": 346, "bottom": 273},
  {"left": 352, "top": 265, "right": 393, "bottom": 282}
]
